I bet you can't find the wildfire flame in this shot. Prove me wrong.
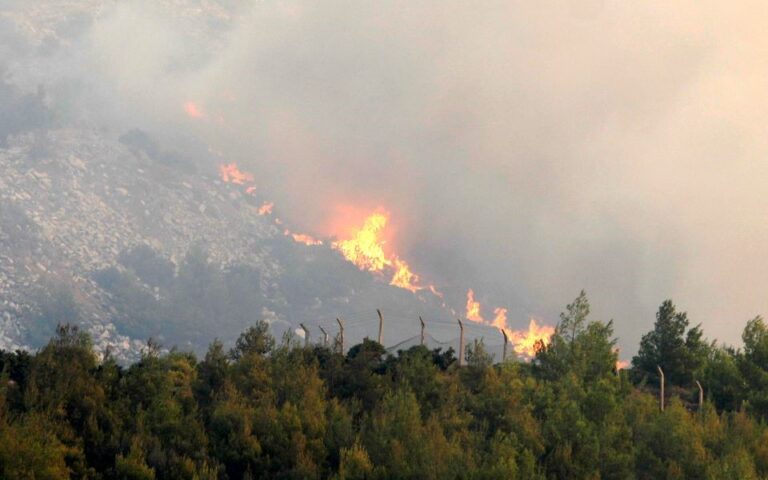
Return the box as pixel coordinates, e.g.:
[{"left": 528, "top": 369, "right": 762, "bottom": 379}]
[
  {"left": 466, "top": 289, "right": 483, "bottom": 322},
  {"left": 390, "top": 258, "right": 423, "bottom": 293},
  {"left": 332, "top": 211, "right": 437, "bottom": 294},
  {"left": 211, "top": 162, "right": 326, "bottom": 248},
  {"left": 285, "top": 230, "right": 323, "bottom": 246},
  {"left": 508, "top": 319, "right": 555, "bottom": 359},
  {"left": 334, "top": 212, "right": 390, "bottom": 271},
  {"left": 465, "top": 289, "right": 555, "bottom": 359},
  {"left": 184, "top": 101, "right": 205, "bottom": 119},
  {"left": 491, "top": 307, "right": 508, "bottom": 331},
  {"left": 615, "top": 349, "right": 629, "bottom": 370},
  {"left": 218, "top": 163, "right": 255, "bottom": 185}
]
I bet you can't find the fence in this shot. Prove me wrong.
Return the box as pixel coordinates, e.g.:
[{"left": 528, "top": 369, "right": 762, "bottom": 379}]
[{"left": 290, "top": 308, "right": 517, "bottom": 364}]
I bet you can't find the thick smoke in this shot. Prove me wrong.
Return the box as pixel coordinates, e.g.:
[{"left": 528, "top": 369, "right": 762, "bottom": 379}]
[{"left": 3, "top": 0, "right": 768, "bottom": 351}]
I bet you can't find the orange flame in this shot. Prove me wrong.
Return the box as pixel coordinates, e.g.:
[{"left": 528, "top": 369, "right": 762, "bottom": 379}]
[
  {"left": 285, "top": 230, "right": 323, "bottom": 246},
  {"left": 507, "top": 319, "right": 555, "bottom": 359},
  {"left": 218, "top": 163, "right": 255, "bottom": 185},
  {"left": 210, "top": 164, "right": 324, "bottom": 247},
  {"left": 615, "top": 348, "right": 629, "bottom": 370},
  {"left": 465, "top": 289, "right": 554, "bottom": 360},
  {"left": 184, "top": 101, "right": 205, "bottom": 119},
  {"left": 390, "top": 258, "right": 423, "bottom": 293},
  {"left": 491, "top": 307, "right": 508, "bottom": 330},
  {"left": 331, "top": 210, "right": 437, "bottom": 294},
  {"left": 466, "top": 289, "right": 483, "bottom": 322},
  {"left": 334, "top": 212, "right": 390, "bottom": 271}
]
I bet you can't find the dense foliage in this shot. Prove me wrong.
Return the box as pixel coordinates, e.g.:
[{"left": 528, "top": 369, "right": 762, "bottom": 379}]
[{"left": 3, "top": 293, "right": 768, "bottom": 479}]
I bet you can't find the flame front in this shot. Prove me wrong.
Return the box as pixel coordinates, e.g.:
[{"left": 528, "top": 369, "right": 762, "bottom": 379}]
[
  {"left": 332, "top": 211, "right": 437, "bottom": 294},
  {"left": 465, "top": 289, "right": 554, "bottom": 359},
  {"left": 218, "top": 163, "right": 255, "bottom": 185},
  {"left": 258, "top": 202, "right": 274, "bottom": 215}
]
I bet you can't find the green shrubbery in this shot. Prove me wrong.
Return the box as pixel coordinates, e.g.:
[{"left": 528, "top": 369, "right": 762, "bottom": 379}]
[{"left": 2, "top": 293, "right": 768, "bottom": 479}]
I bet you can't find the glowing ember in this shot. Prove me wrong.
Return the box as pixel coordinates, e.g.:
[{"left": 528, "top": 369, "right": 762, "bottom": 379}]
[
  {"left": 218, "top": 163, "right": 255, "bottom": 185},
  {"left": 246, "top": 186, "right": 257, "bottom": 195},
  {"left": 332, "top": 210, "right": 437, "bottom": 294},
  {"left": 184, "top": 101, "right": 205, "bottom": 118},
  {"left": 258, "top": 202, "right": 274, "bottom": 215},
  {"left": 464, "top": 289, "right": 554, "bottom": 359}
]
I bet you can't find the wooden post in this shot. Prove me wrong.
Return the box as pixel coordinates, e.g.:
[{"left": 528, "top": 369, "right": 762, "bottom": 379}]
[
  {"left": 458, "top": 319, "right": 465, "bottom": 367},
  {"left": 319, "top": 326, "right": 329, "bottom": 348},
  {"left": 419, "top": 316, "right": 425, "bottom": 346},
  {"left": 377, "top": 309, "right": 384, "bottom": 345},
  {"left": 501, "top": 328, "right": 508, "bottom": 362},
  {"left": 300, "top": 323, "right": 309, "bottom": 348},
  {"left": 696, "top": 380, "right": 704, "bottom": 411},
  {"left": 336, "top": 318, "right": 344, "bottom": 355},
  {"left": 657, "top": 366, "right": 665, "bottom": 412}
]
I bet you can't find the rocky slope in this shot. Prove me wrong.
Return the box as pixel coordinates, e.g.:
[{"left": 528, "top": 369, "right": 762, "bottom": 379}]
[
  {"left": 0, "top": 0, "right": 496, "bottom": 361},
  {"left": 0, "top": 126, "right": 456, "bottom": 361}
]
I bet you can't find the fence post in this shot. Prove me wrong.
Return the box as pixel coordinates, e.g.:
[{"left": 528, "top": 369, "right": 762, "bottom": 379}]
[
  {"left": 657, "top": 366, "right": 665, "bottom": 412},
  {"left": 419, "top": 316, "right": 425, "bottom": 346},
  {"left": 300, "top": 323, "right": 309, "bottom": 348},
  {"left": 336, "top": 318, "right": 344, "bottom": 355},
  {"left": 377, "top": 309, "right": 384, "bottom": 345},
  {"left": 319, "top": 326, "right": 328, "bottom": 348},
  {"left": 501, "top": 328, "right": 508, "bottom": 362},
  {"left": 458, "top": 319, "right": 465, "bottom": 367},
  {"left": 696, "top": 380, "right": 704, "bottom": 411}
]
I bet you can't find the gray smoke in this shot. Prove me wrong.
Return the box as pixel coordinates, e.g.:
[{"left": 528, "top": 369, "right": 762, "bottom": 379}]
[{"left": 3, "top": 0, "right": 767, "bottom": 353}]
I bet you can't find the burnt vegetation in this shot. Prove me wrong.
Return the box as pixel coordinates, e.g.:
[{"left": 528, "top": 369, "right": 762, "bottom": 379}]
[{"left": 3, "top": 293, "right": 768, "bottom": 479}]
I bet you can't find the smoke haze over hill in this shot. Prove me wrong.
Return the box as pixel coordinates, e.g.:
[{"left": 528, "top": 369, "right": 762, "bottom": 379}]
[{"left": 2, "top": 0, "right": 768, "bottom": 353}]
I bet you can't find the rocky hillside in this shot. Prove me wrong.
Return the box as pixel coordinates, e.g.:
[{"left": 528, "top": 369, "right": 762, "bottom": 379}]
[
  {"left": 0, "top": 0, "right": 494, "bottom": 362},
  {"left": 0, "top": 126, "right": 456, "bottom": 361},
  {"left": 0, "top": 127, "right": 267, "bottom": 354}
]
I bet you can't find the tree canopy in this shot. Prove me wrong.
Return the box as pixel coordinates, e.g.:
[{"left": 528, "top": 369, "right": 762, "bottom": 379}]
[{"left": 1, "top": 293, "right": 767, "bottom": 478}]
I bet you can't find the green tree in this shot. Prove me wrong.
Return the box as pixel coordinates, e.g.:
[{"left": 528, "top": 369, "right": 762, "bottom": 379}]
[
  {"left": 632, "top": 300, "right": 707, "bottom": 386},
  {"left": 536, "top": 291, "right": 618, "bottom": 384},
  {"left": 336, "top": 441, "right": 373, "bottom": 480},
  {"left": 0, "top": 414, "right": 71, "bottom": 480},
  {"left": 231, "top": 320, "right": 275, "bottom": 360},
  {"left": 738, "top": 316, "right": 768, "bottom": 418},
  {"left": 25, "top": 324, "right": 117, "bottom": 476}
]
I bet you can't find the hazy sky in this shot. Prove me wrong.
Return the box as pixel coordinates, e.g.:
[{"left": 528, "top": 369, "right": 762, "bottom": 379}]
[{"left": 4, "top": 0, "right": 768, "bottom": 351}]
